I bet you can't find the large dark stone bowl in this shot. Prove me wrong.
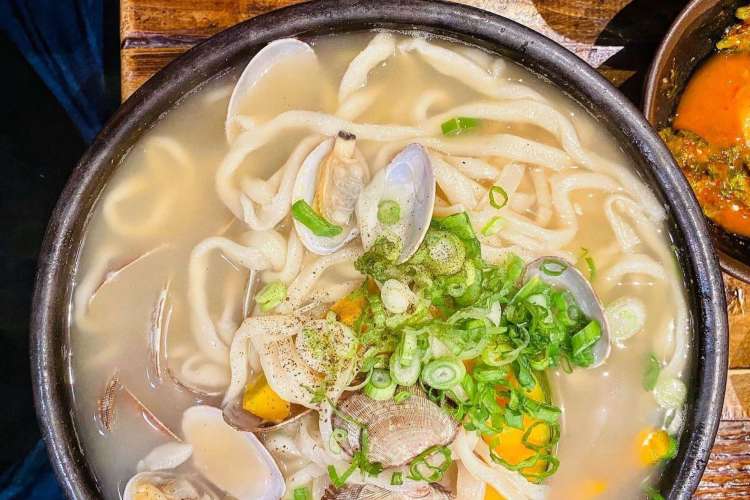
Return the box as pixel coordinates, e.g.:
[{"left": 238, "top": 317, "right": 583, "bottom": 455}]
[{"left": 31, "top": 0, "right": 728, "bottom": 498}]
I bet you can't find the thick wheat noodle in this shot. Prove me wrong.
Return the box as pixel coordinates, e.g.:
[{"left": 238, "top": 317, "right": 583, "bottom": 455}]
[
  {"left": 551, "top": 172, "right": 622, "bottom": 227},
  {"left": 262, "top": 230, "right": 304, "bottom": 284},
  {"left": 431, "top": 155, "right": 485, "bottom": 208},
  {"left": 102, "top": 137, "right": 194, "bottom": 236},
  {"left": 335, "top": 87, "right": 381, "bottom": 121},
  {"left": 338, "top": 32, "right": 395, "bottom": 102},
  {"left": 277, "top": 245, "right": 364, "bottom": 314},
  {"left": 453, "top": 430, "right": 546, "bottom": 500},
  {"left": 530, "top": 167, "right": 553, "bottom": 226},
  {"left": 398, "top": 38, "right": 543, "bottom": 102},
  {"left": 188, "top": 236, "right": 272, "bottom": 364},
  {"left": 236, "top": 135, "right": 322, "bottom": 230},
  {"left": 217, "top": 112, "right": 422, "bottom": 224},
  {"left": 179, "top": 353, "right": 229, "bottom": 390},
  {"left": 418, "top": 135, "right": 572, "bottom": 170},
  {"left": 445, "top": 156, "right": 501, "bottom": 181},
  {"left": 509, "top": 192, "right": 536, "bottom": 213},
  {"left": 411, "top": 89, "right": 450, "bottom": 124},
  {"left": 425, "top": 100, "right": 666, "bottom": 221},
  {"left": 476, "top": 162, "right": 525, "bottom": 211}
]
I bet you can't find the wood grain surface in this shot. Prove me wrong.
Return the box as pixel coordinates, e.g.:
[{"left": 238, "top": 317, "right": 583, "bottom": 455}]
[{"left": 120, "top": 0, "right": 750, "bottom": 496}]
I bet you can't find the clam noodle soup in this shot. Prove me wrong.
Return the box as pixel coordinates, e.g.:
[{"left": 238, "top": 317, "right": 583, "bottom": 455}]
[{"left": 70, "top": 32, "right": 690, "bottom": 500}]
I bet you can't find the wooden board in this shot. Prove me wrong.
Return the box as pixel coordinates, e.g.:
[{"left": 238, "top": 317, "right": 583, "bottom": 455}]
[{"left": 120, "top": 0, "right": 750, "bottom": 496}]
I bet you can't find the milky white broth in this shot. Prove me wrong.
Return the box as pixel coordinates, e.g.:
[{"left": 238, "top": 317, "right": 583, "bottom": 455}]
[{"left": 69, "top": 31, "right": 690, "bottom": 499}]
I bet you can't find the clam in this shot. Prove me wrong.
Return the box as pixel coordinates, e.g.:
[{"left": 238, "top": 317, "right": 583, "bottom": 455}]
[
  {"left": 293, "top": 132, "right": 370, "bottom": 255},
  {"left": 524, "top": 257, "right": 611, "bottom": 367},
  {"left": 323, "top": 483, "right": 455, "bottom": 500},
  {"left": 331, "top": 387, "right": 457, "bottom": 467},
  {"left": 356, "top": 144, "right": 435, "bottom": 263},
  {"left": 226, "top": 38, "right": 316, "bottom": 142},
  {"left": 222, "top": 390, "right": 311, "bottom": 434},
  {"left": 123, "top": 471, "right": 220, "bottom": 500},
  {"left": 181, "top": 405, "right": 285, "bottom": 499}
]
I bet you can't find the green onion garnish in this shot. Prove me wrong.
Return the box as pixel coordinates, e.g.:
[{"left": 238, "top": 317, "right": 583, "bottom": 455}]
[
  {"left": 377, "top": 199, "right": 401, "bottom": 225},
  {"left": 394, "top": 390, "right": 412, "bottom": 404},
  {"left": 579, "top": 247, "right": 597, "bottom": 280},
  {"left": 293, "top": 487, "right": 312, "bottom": 500},
  {"left": 256, "top": 281, "right": 287, "bottom": 312},
  {"left": 643, "top": 353, "right": 661, "bottom": 391},
  {"left": 540, "top": 259, "right": 568, "bottom": 276},
  {"left": 391, "top": 471, "right": 404, "bottom": 485},
  {"left": 421, "top": 356, "right": 466, "bottom": 390},
  {"left": 364, "top": 368, "right": 397, "bottom": 400},
  {"left": 329, "top": 428, "right": 348, "bottom": 454},
  {"left": 570, "top": 320, "right": 601, "bottom": 358},
  {"left": 481, "top": 216, "right": 505, "bottom": 236},
  {"left": 488, "top": 185, "right": 508, "bottom": 209},
  {"left": 408, "top": 445, "right": 452, "bottom": 482},
  {"left": 291, "top": 199, "right": 342, "bottom": 237},
  {"left": 441, "top": 116, "right": 480, "bottom": 136},
  {"left": 390, "top": 350, "right": 421, "bottom": 386}
]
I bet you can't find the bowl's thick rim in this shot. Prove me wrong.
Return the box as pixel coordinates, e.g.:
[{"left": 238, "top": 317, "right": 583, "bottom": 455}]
[
  {"left": 643, "top": 0, "right": 750, "bottom": 283},
  {"left": 31, "top": 0, "right": 728, "bottom": 498}
]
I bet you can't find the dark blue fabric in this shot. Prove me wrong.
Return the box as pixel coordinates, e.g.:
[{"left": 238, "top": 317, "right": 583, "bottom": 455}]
[
  {"left": 0, "top": 442, "right": 63, "bottom": 500},
  {"left": 0, "top": 0, "right": 108, "bottom": 142}
]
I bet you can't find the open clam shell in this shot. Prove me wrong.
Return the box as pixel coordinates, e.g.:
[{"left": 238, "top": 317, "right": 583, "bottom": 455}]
[
  {"left": 331, "top": 387, "right": 457, "bottom": 467},
  {"left": 323, "top": 483, "right": 455, "bottom": 500},
  {"left": 226, "top": 38, "right": 317, "bottom": 142},
  {"left": 524, "top": 257, "right": 611, "bottom": 367},
  {"left": 182, "top": 405, "right": 285, "bottom": 500},
  {"left": 123, "top": 471, "right": 221, "bottom": 500},
  {"left": 357, "top": 144, "right": 435, "bottom": 263},
  {"left": 292, "top": 138, "right": 365, "bottom": 255}
]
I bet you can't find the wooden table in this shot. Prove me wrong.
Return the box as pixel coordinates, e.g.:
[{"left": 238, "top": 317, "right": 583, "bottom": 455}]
[{"left": 120, "top": 1, "right": 750, "bottom": 496}]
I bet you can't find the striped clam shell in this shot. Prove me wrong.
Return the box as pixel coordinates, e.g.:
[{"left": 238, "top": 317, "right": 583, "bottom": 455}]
[
  {"left": 332, "top": 387, "right": 458, "bottom": 467},
  {"left": 322, "top": 483, "right": 454, "bottom": 500}
]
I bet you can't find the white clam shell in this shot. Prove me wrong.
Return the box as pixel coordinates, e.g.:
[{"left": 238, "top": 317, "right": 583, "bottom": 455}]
[
  {"left": 292, "top": 139, "right": 360, "bottom": 255},
  {"left": 136, "top": 442, "right": 193, "bottom": 472},
  {"left": 123, "top": 471, "right": 220, "bottom": 500},
  {"left": 524, "top": 257, "right": 611, "bottom": 367},
  {"left": 181, "top": 405, "right": 285, "bottom": 500},
  {"left": 332, "top": 388, "right": 457, "bottom": 467},
  {"left": 357, "top": 144, "right": 435, "bottom": 263},
  {"left": 226, "top": 38, "right": 316, "bottom": 142}
]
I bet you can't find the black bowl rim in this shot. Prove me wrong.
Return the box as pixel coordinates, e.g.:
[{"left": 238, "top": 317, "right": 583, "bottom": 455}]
[
  {"left": 643, "top": 0, "right": 750, "bottom": 283},
  {"left": 31, "top": 0, "right": 728, "bottom": 498}
]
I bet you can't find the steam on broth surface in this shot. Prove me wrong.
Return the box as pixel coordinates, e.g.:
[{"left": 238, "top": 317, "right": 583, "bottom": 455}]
[{"left": 70, "top": 31, "right": 690, "bottom": 500}]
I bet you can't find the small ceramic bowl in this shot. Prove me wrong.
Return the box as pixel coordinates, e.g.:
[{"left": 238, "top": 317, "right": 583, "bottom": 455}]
[{"left": 644, "top": 0, "right": 750, "bottom": 283}]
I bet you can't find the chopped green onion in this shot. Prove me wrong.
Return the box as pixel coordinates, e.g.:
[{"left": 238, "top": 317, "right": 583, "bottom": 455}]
[
  {"left": 390, "top": 351, "right": 421, "bottom": 386},
  {"left": 291, "top": 199, "right": 342, "bottom": 237},
  {"left": 293, "top": 487, "right": 312, "bottom": 500},
  {"left": 256, "top": 281, "right": 287, "bottom": 312},
  {"left": 606, "top": 297, "right": 646, "bottom": 343},
  {"left": 480, "top": 216, "right": 505, "bottom": 236},
  {"left": 488, "top": 185, "right": 508, "bottom": 209},
  {"left": 390, "top": 471, "right": 404, "bottom": 485},
  {"left": 644, "top": 486, "right": 666, "bottom": 500},
  {"left": 364, "top": 368, "right": 397, "bottom": 400},
  {"left": 394, "top": 390, "right": 412, "bottom": 404},
  {"left": 329, "top": 428, "right": 348, "bottom": 455},
  {"left": 540, "top": 259, "right": 568, "bottom": 276},
  {"left": 397, "top": 330, "right": 419, "bottom": 367},
  {"left": 408, "top": 445, "right": 452, "bottom": 482},
  {"left": 570, "top": 320, "right": 601, "bottom": 358},
  {"left": 377, "top": 199, "right": 401, "bottom": 225},
  {"left": 441, "top": 117, "right": 480, "bottom": 136},
  {"left": 643, "top": 353, "right": 661, "bottom": 391},
  {"left": 421, "top": 357, "right": 466, "bottom": 390},
  {"left": 653, "top": 375, "right": 687, "bottom": 409}
]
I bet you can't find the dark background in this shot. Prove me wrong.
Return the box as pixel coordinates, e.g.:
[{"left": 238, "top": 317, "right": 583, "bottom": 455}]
[{"left": 0, "top": 0, "right": 687, "bottom": 498}]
